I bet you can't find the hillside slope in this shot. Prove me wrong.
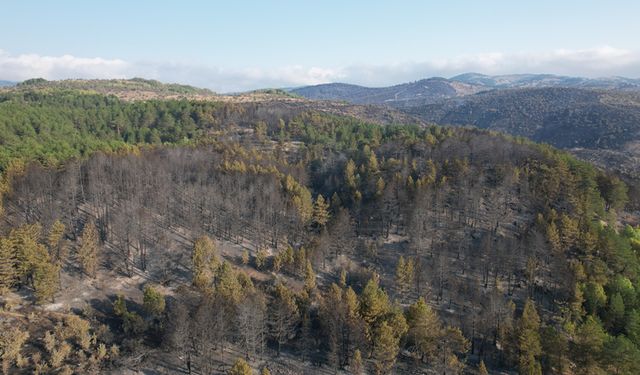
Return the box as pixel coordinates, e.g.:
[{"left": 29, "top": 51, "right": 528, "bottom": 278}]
[
  {"left": 406, "top": 87, "right": 640, "bottom": 177},
  {"left": 3, "top": 77, "right": 217, "bottom": 100},
  {"left": 0, "top": 85, "right": 638, "bottom": 374},
  {"left": 451, "top": 72, "right": 640, "bottom": 90},
  {"left": 291, "top": 73, "right": 640, "bottom": 108},
  {"left": 291, "top": 78, "right": 484, "bottom": 106}
]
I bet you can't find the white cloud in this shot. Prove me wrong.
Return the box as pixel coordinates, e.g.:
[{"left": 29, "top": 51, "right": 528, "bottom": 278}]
[
  {"left": 0, "top": 49, "right": 345, "bottom": 92},
  {"left": 339, "top": 47, "right": 640, "bottom": 87},
  {"left": 1, "top": 47, "right": 639, "bottom": 92},
  {"left": 0, "top": 49, "right": 130, "bottom": 81}
]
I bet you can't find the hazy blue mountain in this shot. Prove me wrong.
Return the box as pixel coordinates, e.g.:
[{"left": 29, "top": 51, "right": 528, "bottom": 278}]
[
  {"left": 407, "top": 87, "right": 640, "bottom": 148},
  {"left": 290, "top": 77, "right": 484, "bottom": 107},
  {"left": 451, "top": 72, "right": 640, "bottom": 90},
  {"left": 291, "top": 73, "right": 640, "bottom": 108},
  {"left": 0, "top": 80, "right": 16, "bottom": 87}
]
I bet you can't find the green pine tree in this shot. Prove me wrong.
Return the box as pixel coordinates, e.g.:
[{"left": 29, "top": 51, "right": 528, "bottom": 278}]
[
  {"left": 406, "top": 297, "right": 441, "bottom": 361},
  {"left": 372, "top": 321, "right": 400, "bottom": 375},
  {"left": 192, "top": 235, "right": 218, "bottom": 289},
  {"left": 0, "top": 238, "right": 17, "bottom": 294},
  {"left": 518, "top": 299, "right": 542, "bottom": 375},
  {"left": 478, "top": 360, "right": 489, "bottom": 375},
  {"left": 312, "top": 194, "right": 330, "bottom": 228},
  {"left": 78, "top": 220, "right": 99, "bottom": 278},
  {"left": 228, "top": 358, "right": 252, "bottom": 375}
]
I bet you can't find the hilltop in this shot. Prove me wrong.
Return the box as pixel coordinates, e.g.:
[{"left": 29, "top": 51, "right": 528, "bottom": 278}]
[
  {"left": 451, "top": 72, "right": 640, "bottom": 90},
  {"left": 290, "top": 77, "right": 483, "bottom": 107},
  {"left": 4, "top": 77, "right": 217, "bottom": 100}
]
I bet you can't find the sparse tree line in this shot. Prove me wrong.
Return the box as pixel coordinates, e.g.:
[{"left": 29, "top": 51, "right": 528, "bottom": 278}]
[{"left": 164, "top": 235, "right": 471, "bottom": 374}]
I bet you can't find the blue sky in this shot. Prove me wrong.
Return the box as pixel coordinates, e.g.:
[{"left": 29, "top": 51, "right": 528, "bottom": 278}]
[{"left": 2, "top": 0, "right": 640, "bottom": 91}]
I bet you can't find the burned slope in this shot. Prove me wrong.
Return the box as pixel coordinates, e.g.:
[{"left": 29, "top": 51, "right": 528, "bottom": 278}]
[{"left": 0, "top": 92, "right": 636, "bottom": 374}]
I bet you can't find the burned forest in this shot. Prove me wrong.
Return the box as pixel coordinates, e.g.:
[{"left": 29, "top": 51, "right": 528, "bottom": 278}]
[{"left": 0, "top": 87, "right": 639, "bottom": 375}]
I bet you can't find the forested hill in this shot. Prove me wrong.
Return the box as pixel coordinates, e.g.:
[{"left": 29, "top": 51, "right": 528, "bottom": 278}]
[
  {"left": 290, "top": 78, "right": 483, "bottom": 106},
  {"left": 0, "top": 88, "right": 424, "bottom": 173},
  {"left": 405, "top": 87, "right": 640, "bottom": 177},
  {"left": 450, "top": 73, "right": 640, "bottom": 90},
  {"left": 291, "top": 77, "right": 640, "bottom": 178},
  {"left": 406, "top": 87, "right": 640, "bottom": 149},
  {"left": 290, "top": 73, "right": 640, "bottom": 107},
  {"left": 0, "top": 85, "right": 639, "bottom": 374},
  {"left": 4, "top": 77, "right": 217, "bottom": 100}
]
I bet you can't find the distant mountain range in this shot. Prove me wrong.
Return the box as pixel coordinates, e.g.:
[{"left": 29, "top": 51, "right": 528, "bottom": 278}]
[
  {"left": 290, "top": 78, "right": 483, "bottom": 107},
  {"left": 291, "top": 74, "right": 640, "bottom": 178},
  {"left": 405, "top": 86, "right": 640, "bottom": 178},
  {"left": 0, "top": 80, "right": 16, "bottom": 87},
  {"left": 450, "top": 73, "right": 640, "bottom": 90},
  {"left": 290, "top": 73, "right": 640, "bottom": 107},
  {"left": 406, "top": 87, "right": 640, "bottom": 149}
]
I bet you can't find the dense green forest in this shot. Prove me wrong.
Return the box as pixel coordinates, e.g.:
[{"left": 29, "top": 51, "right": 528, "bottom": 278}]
[
  {"left": 14, "top": 77, "right": 216, "bottom": 97},
  {"left": 0, "top": 90, "right": 224, "bottom": 169},
  {"left": 1, "top": 88, "right": 639, "bottom": 374}
]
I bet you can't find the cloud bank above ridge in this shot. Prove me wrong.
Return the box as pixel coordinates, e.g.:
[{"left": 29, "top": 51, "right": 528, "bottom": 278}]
[{"left": 1, "top": 46, "right": 639, "bottom": 92}]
